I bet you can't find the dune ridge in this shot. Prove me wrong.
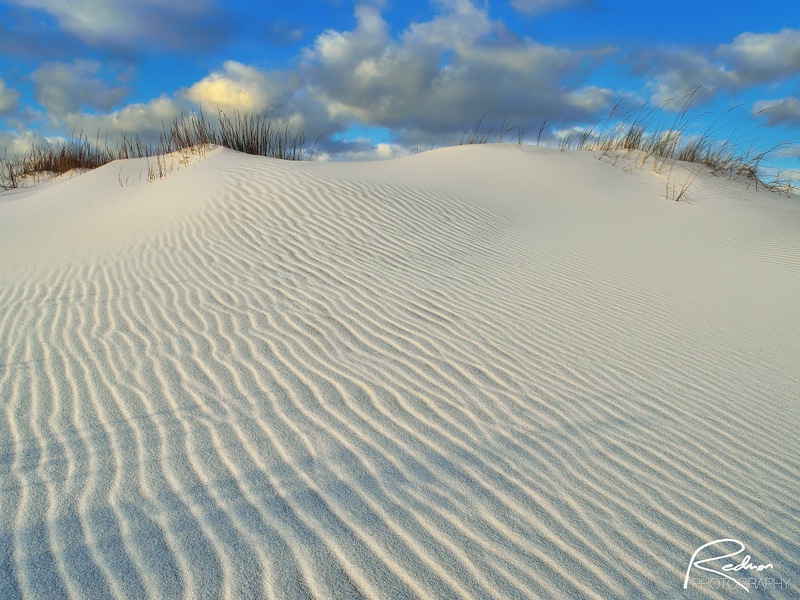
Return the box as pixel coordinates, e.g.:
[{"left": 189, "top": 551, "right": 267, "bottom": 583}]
[{"left": 1, "top": 145, "right": 798, "bottom": 598}]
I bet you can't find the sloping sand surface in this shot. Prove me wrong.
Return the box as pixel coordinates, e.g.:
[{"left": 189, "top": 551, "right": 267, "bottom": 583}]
[{"left": 1, "top": 145, "right": 798, "bottom": 598}]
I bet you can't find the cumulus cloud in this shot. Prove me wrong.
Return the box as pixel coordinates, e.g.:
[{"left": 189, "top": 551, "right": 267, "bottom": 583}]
[
  {"left": 0, "top": 128, "right": 48, "bottom": 157},
  {"left": 510, "top": 0, "right": 596, "bottom": 14},
  {"left": 301, "top": 2, "right": 612, "bottom": 141},
  {"left": 55, "top": 95, "right": 184, "bottom": 147},
  {"left": 633, "top": 50, "right": 738, "bottom": 103},
  {"left": 566, "top": 86, "right": 615, "bottom": 113},
  {"left": 185, "top": 61, "right": 285, "bottom": 114},
  {"left": 30, "top": 60, "right": 129, "bottom": 118},
  {"left": 719, "top": 29, "right": 800, "bottom": 82},
  {"left": 309, "top": 5, "right": 390, "bottom": 67},
  {"left": 754, "top": 97, "right": 800, "bottom": 127},
  {"left": 7, "top": 0, "right": 230, "bottom": 51},
  {"left": 635, "top": 29, "right": 800, "bottom": 104},
  {"left": 326, "top": 139, "right": 406, "bottom": 161},
  {"left": 0, "top": 78, "right": 21, "bottom": 114}
]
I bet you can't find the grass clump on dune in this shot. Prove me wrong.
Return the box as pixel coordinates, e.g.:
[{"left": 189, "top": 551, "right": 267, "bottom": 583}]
[
  {"left": 1, "top": 130, "right": 114, "bottom": 189},
  {"left": 557, "top": 87, "right": 797, "bottom": 199},
  {"left": 1, "top": 110, "right": 318, "bottom": 190}
]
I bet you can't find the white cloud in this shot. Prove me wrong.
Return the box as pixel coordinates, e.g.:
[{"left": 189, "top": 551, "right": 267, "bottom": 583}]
[
  {"left": 301, "top": 2, "right": 612, "bottom": 139},
  {"left": 329, "top": 140, "right": 406, "bottom": 161},
  {"left": 638, "top": 29, "right": 800, "bottom": 104},
  {"left": 0, "top": 78, "right": 21, "bottom": 114},
  {"left": 510, "top": 0, "right": 596, "bottom": 14},
  {"left": 754, "top": 97, "right": 800, "bottom": 127},
  {"left": 403, "top": 0, "right": 493, "bottom": 48},
  {"left": 719, "top": 29, "right": 800, "bottom": 82},
  {"left": 63, "top": 95, "right": 183, "bottom": 145},
  {"left": 566, "top": 86, "right": 615, "bottom": 113},
  {"left": 309, "top": 5, "right": 390, "bottom": 65},
  {"left": 0, "top": 128, "right": 46, "bottom": 156},
  {"left": 640, "top": 50, "right": 739, "bottom": 103},
  {"left": 185, "top": 61, "right": 284, "bottom": 114},
  {"left": 30, "top": 60, "right": 129, "bottom": 118}
]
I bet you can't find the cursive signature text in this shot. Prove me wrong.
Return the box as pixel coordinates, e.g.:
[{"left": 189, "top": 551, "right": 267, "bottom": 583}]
[{"left": 684, "top": 538, "right": 773, "bottom": 592}]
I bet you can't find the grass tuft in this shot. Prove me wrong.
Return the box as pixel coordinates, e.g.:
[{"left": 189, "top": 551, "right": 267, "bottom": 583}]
[
  {"left": 1, "top": 109, "right": 318, "bottom": 190},
  {"left": 556, "top": 87, "right": 797, "bottom": 200}
]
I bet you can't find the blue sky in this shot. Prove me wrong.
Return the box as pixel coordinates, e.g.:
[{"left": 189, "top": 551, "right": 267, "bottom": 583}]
[{"left": 0, "top": 0, "right": 798, "bottom": 172}]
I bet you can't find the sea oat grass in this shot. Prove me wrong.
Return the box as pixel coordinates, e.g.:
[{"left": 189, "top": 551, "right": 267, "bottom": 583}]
[{"left": 1, "top": 110, "right": 317, "bottom": 190}]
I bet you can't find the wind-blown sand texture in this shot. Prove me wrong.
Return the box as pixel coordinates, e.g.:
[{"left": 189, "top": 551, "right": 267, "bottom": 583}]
[{"left": 1, "top": 145, "right": 798, "bottom": 599}]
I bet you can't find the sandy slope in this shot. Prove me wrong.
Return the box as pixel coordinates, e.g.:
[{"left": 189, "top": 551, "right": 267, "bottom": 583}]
[{"left": 1, "top": 145, "right": 798, "bottom": 599}]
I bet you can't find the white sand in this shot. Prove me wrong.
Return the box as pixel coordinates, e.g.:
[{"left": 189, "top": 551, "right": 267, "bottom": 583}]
[{"left": 1, "top": 145, "right": 798, "bottom": 598}]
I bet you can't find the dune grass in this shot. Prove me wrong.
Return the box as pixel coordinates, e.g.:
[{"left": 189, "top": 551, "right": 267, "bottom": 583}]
[
  {"left": 0, "top": 110, "right": 318, "bottom": 190},
  {"left": 556, "top": 88, "right": 797, "bottom": 200},
  {"left": 410, "top": 116, "right": 529, "bottom": 155},
  {"left": 457, "top": 116, "right": 529, "bottom": 146},
  {"left": 1, "top": 130, "right": 112, "bottom": 189}
]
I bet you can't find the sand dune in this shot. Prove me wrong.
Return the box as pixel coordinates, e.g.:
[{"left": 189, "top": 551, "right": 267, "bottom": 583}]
[{"left": 1, "top": 145, "right": 798, "bottom": 598}]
